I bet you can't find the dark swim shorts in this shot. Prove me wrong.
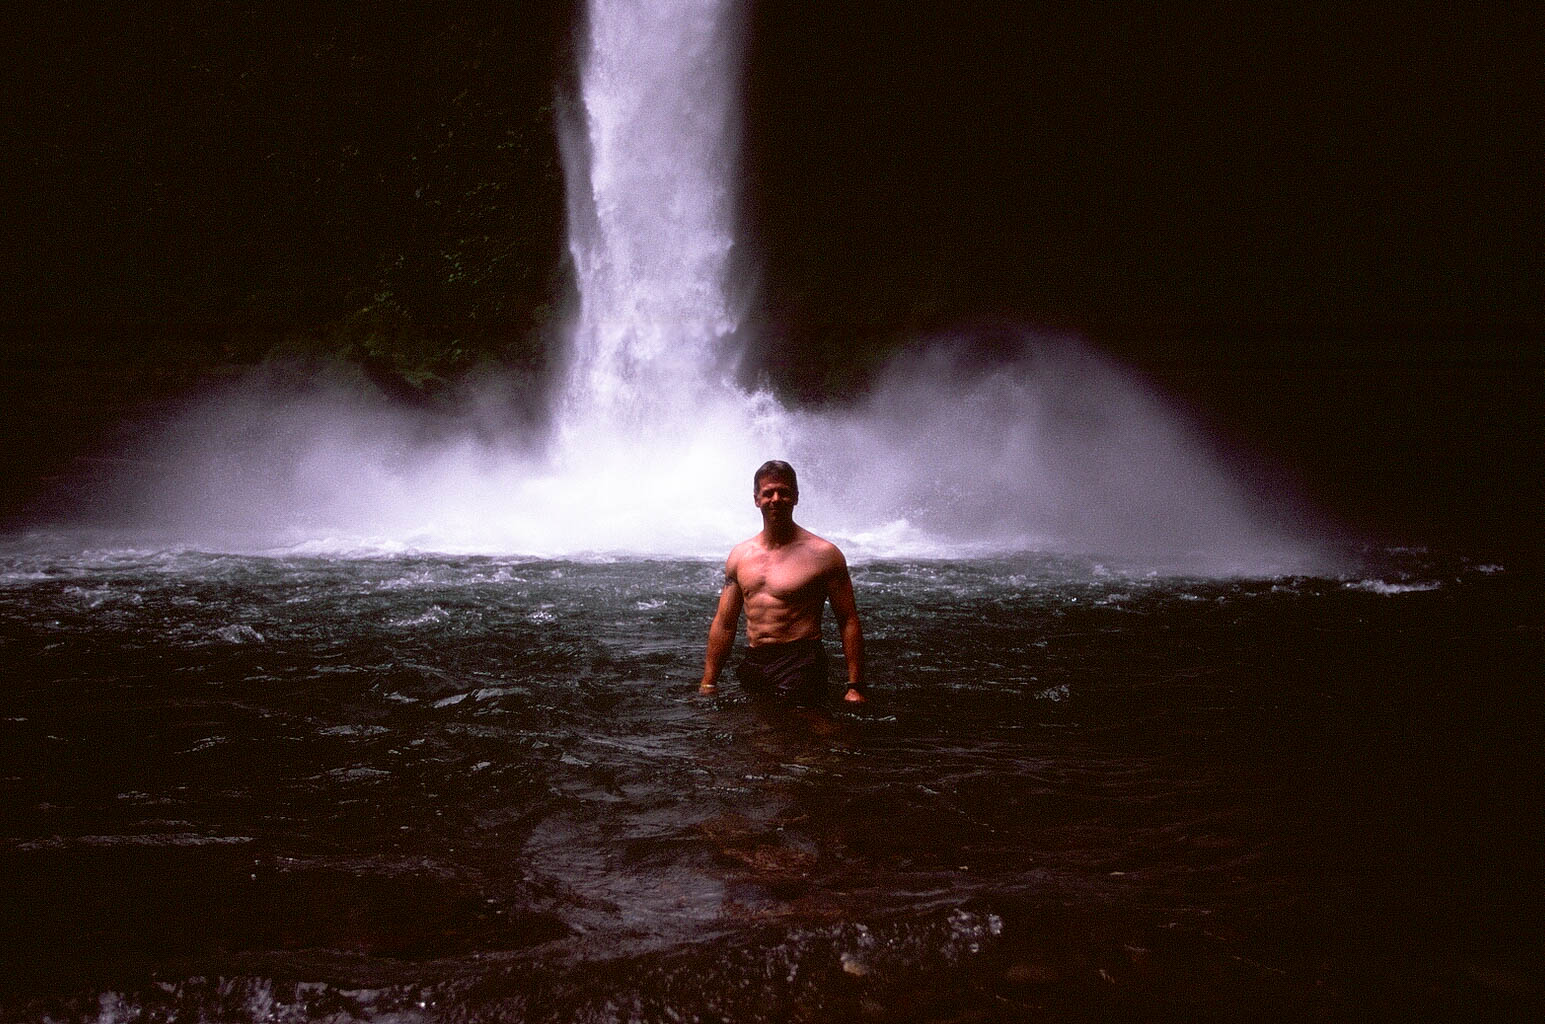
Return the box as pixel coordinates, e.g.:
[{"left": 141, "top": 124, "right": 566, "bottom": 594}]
[{"left": 735, "top": 636, "right": 829, "bottom": 705}]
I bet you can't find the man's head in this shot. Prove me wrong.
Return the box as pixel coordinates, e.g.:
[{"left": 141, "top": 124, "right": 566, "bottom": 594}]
[
  {"left": 752, "top": 460, "right": 798, "bottom": 498},
  {"left": 753, "top": 460, "right": 799, "bottom": 526}
]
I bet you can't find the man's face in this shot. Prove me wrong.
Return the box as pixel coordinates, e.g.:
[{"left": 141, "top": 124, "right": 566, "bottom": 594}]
[{"left": 754, "top": 476, "right": 797, "bottom": 519}]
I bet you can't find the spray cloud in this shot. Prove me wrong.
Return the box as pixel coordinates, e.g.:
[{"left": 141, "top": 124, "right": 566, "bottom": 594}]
[{"left": 64, "top": 0, "right": 1331, "bottom": 574}]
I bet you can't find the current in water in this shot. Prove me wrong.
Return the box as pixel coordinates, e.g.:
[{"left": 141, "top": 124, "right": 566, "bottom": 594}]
[{"left": 0, "top": 542, "right": 1539, "bottom": 1021}]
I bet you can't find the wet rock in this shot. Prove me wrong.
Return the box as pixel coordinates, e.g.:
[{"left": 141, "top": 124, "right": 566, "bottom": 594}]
[
  {"left": 1463, "top": 962, "right": 1538, "bottom": 997},
  {"left": 1003, "top": 960, "right": 1059, "bottom": 986}
]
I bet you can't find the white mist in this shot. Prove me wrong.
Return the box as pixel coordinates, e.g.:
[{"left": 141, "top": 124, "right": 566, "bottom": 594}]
[{"left": 84, "top": 0, "right": 1329, "bottom": 573}]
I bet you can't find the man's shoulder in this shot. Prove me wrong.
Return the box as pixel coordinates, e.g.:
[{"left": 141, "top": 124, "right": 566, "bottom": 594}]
[
  {"left": 728, "top": 535, "right": 762, "bottom": 558},
  {"left": 796, "top": 529, "right": 846, "bottom": 567},
  {"left": 724, "top": 536, "right": 760, "bottom": 571}
]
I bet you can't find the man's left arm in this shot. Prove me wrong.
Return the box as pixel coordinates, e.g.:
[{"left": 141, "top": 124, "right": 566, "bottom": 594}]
[{"left": 827, "top": 557, "right": 866, "bottom": 703}]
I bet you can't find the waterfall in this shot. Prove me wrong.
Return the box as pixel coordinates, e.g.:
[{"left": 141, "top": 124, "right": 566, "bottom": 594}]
[
  {"left": 524, "top": 0, "right": 791, "bottom": 553},
  {"left": 530, "top": 0, "right": 1324, "bottom": 570},
  {"left": 561, "top": 0, "right": 747, "bottom": 422},
  {"left": 93, "top": 0, "right": 1332, "bottom": 572}
]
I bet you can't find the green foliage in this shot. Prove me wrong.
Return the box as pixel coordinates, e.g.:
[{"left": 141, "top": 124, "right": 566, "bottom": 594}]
[{"left": 8, "top": 2, "right": 573, "bottom": 381}]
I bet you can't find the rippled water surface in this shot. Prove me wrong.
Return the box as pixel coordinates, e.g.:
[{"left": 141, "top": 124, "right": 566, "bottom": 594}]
[{"left": 0, "top": 543, "right": 1540, "bottom": 1021}]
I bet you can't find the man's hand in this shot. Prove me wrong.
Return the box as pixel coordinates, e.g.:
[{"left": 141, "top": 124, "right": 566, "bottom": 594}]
[
  {"left": 699, "top": 681, "right": 718, "bottom": 696},
  {"left": 843, "top": 686, "right": 866, "bottom": 704}
]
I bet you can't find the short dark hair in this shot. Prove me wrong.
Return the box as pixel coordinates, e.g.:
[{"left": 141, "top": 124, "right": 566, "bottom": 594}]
[{"left": 753, "top": 460, "right": 798, "bottom": 495}]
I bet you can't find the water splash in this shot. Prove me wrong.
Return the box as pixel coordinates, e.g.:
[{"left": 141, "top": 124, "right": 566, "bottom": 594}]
[{"left": 49, "top": 0, "right": 1332, "bottom": 573}]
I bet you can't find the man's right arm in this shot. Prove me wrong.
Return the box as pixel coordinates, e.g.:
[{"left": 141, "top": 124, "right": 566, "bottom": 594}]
[{"left": 699, "top": 564, "right": 743, "bottom": 695}]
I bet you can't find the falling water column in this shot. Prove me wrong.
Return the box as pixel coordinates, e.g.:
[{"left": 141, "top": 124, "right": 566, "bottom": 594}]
[
  {"left": 560, "top": 0, "right": 748, "bottom": 427},
  {"left": 528, "top": 0, "right": 781, "bottom": 553}
]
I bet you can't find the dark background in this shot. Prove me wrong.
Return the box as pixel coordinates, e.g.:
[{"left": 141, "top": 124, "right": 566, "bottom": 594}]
[{"left": 3, "top": 1, "right": 1540, "bottom": 556}]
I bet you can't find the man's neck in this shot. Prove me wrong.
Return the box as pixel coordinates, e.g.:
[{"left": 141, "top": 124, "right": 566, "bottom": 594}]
[{"left": 760, "top": 520, "right": 799, "bottom": 548}]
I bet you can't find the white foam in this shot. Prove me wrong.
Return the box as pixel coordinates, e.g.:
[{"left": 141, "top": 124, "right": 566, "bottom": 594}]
[
  {"left": 1344, "top": 579, "right": 1443, "bottom": 595},
  {"left": 391, "top": 606, "right": 451, "bottom": 629},
  {"left": 15, "top": 833, "right": 254, "bottom": 851},
  {"left": 213, "top": 624, "right": 264, "bottom": 644}
]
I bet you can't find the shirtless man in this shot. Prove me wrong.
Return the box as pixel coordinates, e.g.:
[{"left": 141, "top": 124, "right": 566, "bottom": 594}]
[{"left": 699, "top": 460, "right": 866, "bottom": 705}]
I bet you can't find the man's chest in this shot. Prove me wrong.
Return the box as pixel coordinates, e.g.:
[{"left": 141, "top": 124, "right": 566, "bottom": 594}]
[{"left": 739, "top": 553, "right": 825, "bottom": 602}]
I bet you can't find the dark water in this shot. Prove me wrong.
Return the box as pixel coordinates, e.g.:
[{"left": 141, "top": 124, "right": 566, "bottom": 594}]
[{"left": 0, "top": 542, "right": 1540, "bottom": 1022}]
